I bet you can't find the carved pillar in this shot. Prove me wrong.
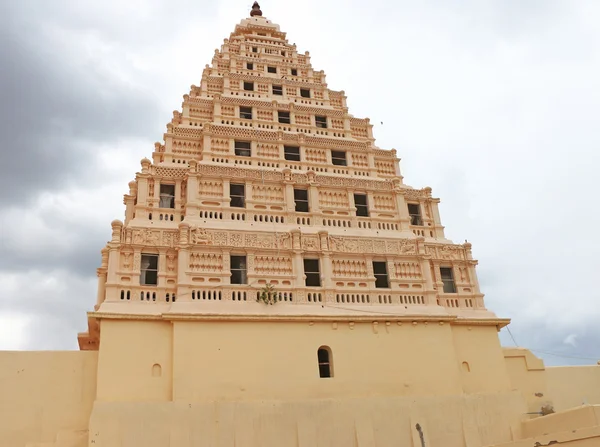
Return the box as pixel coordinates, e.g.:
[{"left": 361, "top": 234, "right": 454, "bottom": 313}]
[
  {"left": 366, "top": 259, "right": 375, "bottom": 289},
  {"left": 186, "top": 160, "right": 199, "bottom": 218},
  {"left": 174, "top": 180, "right": 182, "bottom": 214},
  {"left": 321, "top": 253, "right": 333, "bottom": 288},
  {"left": 430, "top": 198, "right": 446, "bottom": 239},
  {"left": 394, "top": 190, "right": 411, "bottom": 232},
  {"left": 132, "top": 249, "right": 142, "bottom": 287},
  {"left": 308, "top": 184, "right": 319, "bottom": 213},
  {"left": 291, "top": 230, "right": 304, "bottom": 288},
  {"left": 95, "top": 248, "right": 109, "bottom": 308},
  {"left": 222, "top": 178, "right": 231, "bottom": 209},
  {"left": 158, "top": 249, "right": 168, "bottom": 288},
  {"left": 177, "top": 223, "right": 190, "bottom": 300},
  {"left": 213, "top": 93, "right": 222, "bottom": 119},
  {"left": 284, "top": 183, "right": 295, "bottom": 213}
]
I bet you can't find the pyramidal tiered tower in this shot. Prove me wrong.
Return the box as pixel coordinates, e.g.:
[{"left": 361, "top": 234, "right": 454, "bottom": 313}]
[
  {"left": 75, "top": 1, "right": 516, "bottom": 413},
  {"left": 79, "top": 3, "right": 505, "bottom": 350}
]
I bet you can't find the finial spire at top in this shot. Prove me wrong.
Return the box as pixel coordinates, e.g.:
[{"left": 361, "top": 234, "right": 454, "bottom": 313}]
[{"left": 250, "top": 1, "right": 263, "bottom": 17}]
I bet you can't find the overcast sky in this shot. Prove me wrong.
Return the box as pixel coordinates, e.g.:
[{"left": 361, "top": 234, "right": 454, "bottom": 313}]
[{"left": 1, "top": 0, "right": 599, "bottom": 366}]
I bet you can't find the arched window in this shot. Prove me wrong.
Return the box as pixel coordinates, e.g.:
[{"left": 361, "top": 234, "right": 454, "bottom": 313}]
[{"left": 317, "top": 346, "right": 333, "bottom": 378}]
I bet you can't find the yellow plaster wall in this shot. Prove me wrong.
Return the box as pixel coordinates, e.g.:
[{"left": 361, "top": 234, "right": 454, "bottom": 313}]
[
  {"left": 451, "top": 325, "right": 512, "bottom": 394},
  {"left": 171, "top": 320, "right": 468, "bottom": 402},
  {"left": 0, "top": 351, "right": 97, "bottom": 447},
  {"left": 87, "top": 392, "right": 526, "bottom": 447},
  {"left": 546, "top": 365, "right": 600, "bottom": 412},
  {"left": 503, "top": 348, "right": 549, "bottom": 413},
  {"left": 96, "top": 320, "right": 173, "bottom": 402}
]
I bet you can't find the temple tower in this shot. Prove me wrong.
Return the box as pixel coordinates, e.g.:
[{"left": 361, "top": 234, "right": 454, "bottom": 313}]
[{"left": 77, "top": 2, "right": 510, "bottom": 407}]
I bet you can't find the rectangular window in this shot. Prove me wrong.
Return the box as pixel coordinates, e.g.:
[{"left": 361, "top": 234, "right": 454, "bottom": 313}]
[
  {"left": 291, "top": 68, "right": 298, "bottom": 76},
  {"left": 284, "top": 145, "right": 300, "bottom": 162},
  {"left": 267, "top": 66, "right": 277, "bottom": 73},
  {"left": 278, "top": 111, "right": 291, "bottom": 124},
  {"left": 373, "top": 261, "right": 390, "bottom": 289},
  {"left": 440, "top": 267, "right": 456, "bottom": 293},
  {"left": 273, "top": 85, "right": 283, "bottom": 95},
  {"left": 252, "top": 47, "right": 258, "bottom": 53},
  {"left": 315, "top": 115, "right": 327, "bottom": 128},
  {"left": 354, "top": 193, "right": 369, "bottom": 217},
  {"left": 247, "top": 62, "right": 254, "bottom": 70},
  {"left": 230, "top": 255, "right": 247, "bottom": 285},
  {"left": 230, "top": 183, "right": 245, "bottom": 208},
  {"left": 304, "top": 259, "right": 321, "bottom": 287},
  {"left": 240, "top": 106, "right": 252, "bottom": 120},
  {"left": 294, "top": 189, "right": 309, "bottom": 213},
  {"left": 141, "top": 254, "right": 159, "bottom": 286},
  {"left": 243, "top": 81, "right": 254, "bottom": 91},
  {"left": 331, "top": 150, "right": 347, "bottom": 166},
  {"left": 300, "top": 88, "right": 311, "bottom": 98},
  {"left": 234, "top": 141, "right": 251, "bottom": 157},
  {"left": 408, "top": 203, "right": 423, "bottom": 226},
  {"left": 159, "top": 184, "right": 175, "bottom": 209}
]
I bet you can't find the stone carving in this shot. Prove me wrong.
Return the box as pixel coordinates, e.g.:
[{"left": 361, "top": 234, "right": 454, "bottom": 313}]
[
  {"left": 400, "top": 188, "right": 424, "bottom": 201},
  {"left": 190, "top": 226, "right": 213, "bottom": 245},
  {"left": 148, "top": 180, "right": 155, "bottom": 198},
  {"left": 441, "top": 245, "right": 464, "bottom": 260},
  {"left": 133, "top": 253, "right": 141, "bottom": 271},
  {"left": 302, "top": 235, "right": 320, "bottom": 251},
  {"left": 121, "top": 252, "right": 132, "bottom": 270},
  {"left": 190, "top": 253, "right": 222, "bottom": 272},
  {"left": 400, "top": 239, "right": 417, "bottom": 254},
  {"left": 154, "top": 166, "right": 188, "bottom": 179},
  {"left": 394, "top": 262, "right": 422, "bottom": 279},
  {"left": 167, "top": 253, "right": 176, "bottom": 272},
  {"left": 133, "top": 229, "right": 159, "bottom": 246}
]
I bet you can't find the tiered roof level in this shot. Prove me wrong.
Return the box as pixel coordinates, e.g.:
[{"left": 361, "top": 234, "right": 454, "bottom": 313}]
[{"left": 78, "top": 3, "right": 507, "bottom": 350}]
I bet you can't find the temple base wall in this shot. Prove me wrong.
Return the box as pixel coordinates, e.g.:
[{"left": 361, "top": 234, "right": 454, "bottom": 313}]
[
  {"left": 88, "top": 393, "right": 526, "bottom": 447},
  {"left": 95, "top": 320, "right": 512, "bottom": 403},
  {"left": 0, "top": 351, "right": 97, "bottom": 447}
]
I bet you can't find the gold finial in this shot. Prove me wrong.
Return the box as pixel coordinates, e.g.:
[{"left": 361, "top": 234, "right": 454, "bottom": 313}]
[{"left": 250, "top": 1, "right": 262, "bottom": 17}]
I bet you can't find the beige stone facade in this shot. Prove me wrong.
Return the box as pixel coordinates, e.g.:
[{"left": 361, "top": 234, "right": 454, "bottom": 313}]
[{"left": 2, "top": 4, "right": 600, "bottom": 447}]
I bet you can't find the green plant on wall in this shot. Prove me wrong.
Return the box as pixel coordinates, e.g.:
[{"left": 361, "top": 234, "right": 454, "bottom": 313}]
[{"left": 257, "top": 283, "right": 278, "bottom": 305}]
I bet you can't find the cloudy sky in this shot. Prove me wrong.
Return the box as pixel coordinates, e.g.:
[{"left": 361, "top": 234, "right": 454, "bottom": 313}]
[{"left": 1, "top": 0, "right": 599, "bottom": 365}]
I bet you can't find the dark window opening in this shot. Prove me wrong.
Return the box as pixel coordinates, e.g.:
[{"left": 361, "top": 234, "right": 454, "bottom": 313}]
[
  {"left": 408, "top": 203, "right": 423, "bottom": 226},
  {"left": 267, "top": 66, "right": 277, "bottom": 74},
  {"left": 159, "top": 184, "right": 175, "bottom": 209},
  {"left": 291, "top": 68, "right": 298, "bottom": 76},
  {"left": 230, "top": 183, "right": 245, "bottom": 208},
  {"left": 354, "top": 193, "right": 369, "bottom": 217},
  {"left": 243, "top": 81, "right": 254, "bottom": 91},
  {"left": 294, "top": 189, "right": 309, "bottom": 213},
  {"left": 273, "top": 85, "right": 283, "bottom": 95},
  {"left": 304, "top": 259, "right": 321, "bottom": 287},
  {"left": 234, "top": 141, "right": 251, "bottom": 157},
  {"left": 440, "top": 267, "right": 456, "bottom": 293},
  {"left": 247, "top": 62, "right": 254, "bottom": 70},
  {"left": 331, "top": 151, "right": 347, "bottom": 166},
  {"left": 318, "top": 347, "right": 332, "bottom": 378},
  {"left": 252, "top": 47, "right": 258, "bottom": 53},
  {"left": 230, "top": 255, "right": 247, "bottom": 285},
  {"left": 281, "top": 50, "right": 286, "bottom": 56},
  {"left": 315, "top": 115, "right": 327, "bottom": 128},
  {"left": 373, "top": 261, "right": 390, "bottom": 289},
  {"left": 284, "top": 146, "right": 300, "bottom": 162},
  {"left": 278, "top": 111, "right": 291, "bottom": 124},
  {"left": 141, "top": 254, "right": 159, "bottom": 286},
  {"left": 300, "top": 88, "right": 311, "bottom": 98},
  {"left": 240, "top": 106, "right": 253, "bottom": 120}
]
